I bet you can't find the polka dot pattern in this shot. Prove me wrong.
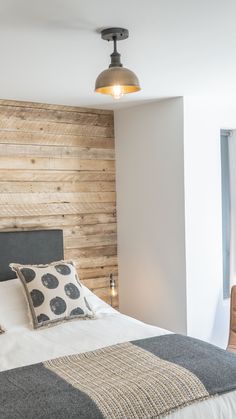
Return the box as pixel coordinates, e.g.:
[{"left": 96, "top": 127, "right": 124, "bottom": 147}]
[
  {"left": 64, "top": 283, "right": 80, "bottom": 299},
  {"left": 55, "top": 264, "right": 71, "bottom": 275},
  {"left": 10, "top": 261, "right": 94, "bottom": 329},
  {"left": 37, "top": 314, "right": 50, "bottom": 323},
  {"left": 42, "top": 273, "right": 59, "bottom": 289},
  {"left": 20, "top": 268, "right": 36, "bottom": 283},
  {"left": 50, "top": 297, "right": 67, "bottom": 315},
  {"left": 30, "top": 289, "right": 45, "bottom": 307},
  {"left": 70, "top": 307, "right": 84, "bottom": 316}
]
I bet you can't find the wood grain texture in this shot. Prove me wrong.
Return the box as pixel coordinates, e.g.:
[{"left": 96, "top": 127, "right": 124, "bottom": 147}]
[
  {"left": 0, "top": 157, "right": 115, "bottom": 171},
  {"left": 0, "top": 213, "right": 116, "bottom": 229},
  {"left": 0, "top": 99, "right": 118, "bottom": 307},
  {"left": 0, "top": 119, "right": 113, "bottom": 137},
  {"left": 0, "top": 192, "right": 116, "bottom": 204},
  {"left": 0, "top": 104, "right": 113, "bottom": 126},
  {"left": 0, "top": 144, "right": 115, "bottom": 160},
  {"left": 0, "top": 203, "right": 116, "bottom": 217},
  {"left": 0, "top": 131, "right": 115, "bottom": 148},
  {"left": 78, "top": 265, "right": 118, "bottom": 280},
  {"left": 0, "top": 181, "right": 115, "bottom": 193},
  {"left": 0, "top": 99, "right": 113, "bottom": 115},
  {"left": 0, "top": 170, "right": 116, "bottom": 182}
]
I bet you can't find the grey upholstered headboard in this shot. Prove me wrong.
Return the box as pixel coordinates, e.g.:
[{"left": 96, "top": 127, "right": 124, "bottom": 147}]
[{"left": 0, "top": 230, "right": 64, "bottom": 281}]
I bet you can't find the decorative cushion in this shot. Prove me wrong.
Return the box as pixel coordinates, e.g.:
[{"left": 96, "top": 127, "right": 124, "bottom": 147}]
[{"left": 10, "top": 261, "right": 94, "bottom": 329}]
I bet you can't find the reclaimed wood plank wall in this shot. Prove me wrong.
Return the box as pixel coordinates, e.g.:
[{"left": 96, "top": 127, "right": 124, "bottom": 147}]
[{"left": 0, "top": 99, "right": 118, "bottom": 308}]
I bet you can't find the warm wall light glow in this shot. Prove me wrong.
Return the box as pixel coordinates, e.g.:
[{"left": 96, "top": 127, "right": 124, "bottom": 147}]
[
  {"left": 110, "top": 273, "right": 117, "bottom": 305},
  {"left": 111, "top": 285, "right": 118, "bottom": 298},
  {"left": 112, "top": 85, "right": 123, "bottom": 100}
]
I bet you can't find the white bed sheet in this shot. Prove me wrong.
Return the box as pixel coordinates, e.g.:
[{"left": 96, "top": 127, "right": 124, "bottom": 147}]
[{"left": 0, "top": 282, "right": 236, "bottom": 419}]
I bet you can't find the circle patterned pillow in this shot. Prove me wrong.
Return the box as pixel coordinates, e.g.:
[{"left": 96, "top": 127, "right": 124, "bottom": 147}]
[{"left": 10, "top": 261, "right": 94, "bottom": 329}]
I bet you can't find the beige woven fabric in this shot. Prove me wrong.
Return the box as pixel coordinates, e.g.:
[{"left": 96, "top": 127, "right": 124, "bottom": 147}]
[{"left": 44, "top": 342, "right": 210, "bottom": 418}]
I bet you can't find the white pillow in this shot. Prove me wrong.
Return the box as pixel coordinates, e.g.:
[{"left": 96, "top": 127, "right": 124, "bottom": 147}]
[
  {"left": 0, "top": 278, "right": 93, "bottom": 330},
  {"left": 0, "top": 279, "right": 29, "bottom": 329}
]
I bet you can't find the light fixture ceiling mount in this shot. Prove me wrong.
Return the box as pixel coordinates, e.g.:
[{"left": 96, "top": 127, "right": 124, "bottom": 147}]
[
  {"left": 95, "top": 27, "right": 141, "bottom": 100},
  {"left": 100, "top": 27, "right": 129, "bottom": 42}
]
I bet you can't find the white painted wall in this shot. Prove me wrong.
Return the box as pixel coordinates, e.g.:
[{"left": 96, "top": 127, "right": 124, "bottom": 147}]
[
  {"left": 115, "top": 95, "right": 236, "bottom": 348},
  {"left": 228, "top": 131, "right": 236, "bottom": 289},
  {"left": 115, "top": 98, "right": 187, "bottom": 334},
  {"left": 184, "top": 96, "right": 236, "bottom": 348}
]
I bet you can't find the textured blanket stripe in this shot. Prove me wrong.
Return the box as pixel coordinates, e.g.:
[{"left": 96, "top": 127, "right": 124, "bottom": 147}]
[{"left": 44, "top": 342, "right": 210, "bottom": 418}]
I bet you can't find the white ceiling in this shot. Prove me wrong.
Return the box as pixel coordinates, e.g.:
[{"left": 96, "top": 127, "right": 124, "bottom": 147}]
[{"left": 1, "top": 0, "right": 236, "bottom": 109}]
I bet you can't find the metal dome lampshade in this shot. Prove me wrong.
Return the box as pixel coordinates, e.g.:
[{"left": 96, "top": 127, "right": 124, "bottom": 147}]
[{"left": 95, "top": 28, "right": 141, "bottom": 100}]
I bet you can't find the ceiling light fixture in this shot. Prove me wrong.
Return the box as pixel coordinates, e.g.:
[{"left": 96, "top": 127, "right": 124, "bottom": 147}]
[{"left": 95, "top": 27, "right": 141, "bottom": 100}]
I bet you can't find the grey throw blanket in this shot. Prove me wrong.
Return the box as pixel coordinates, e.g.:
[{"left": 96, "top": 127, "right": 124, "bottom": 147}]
[{"left": 1, "top": 334, "right": 236, "bottom": 418}]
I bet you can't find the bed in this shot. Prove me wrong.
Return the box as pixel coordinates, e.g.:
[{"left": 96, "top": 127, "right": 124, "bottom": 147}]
[{"left": 0, "top": 230, "right": 236, "bottom": 419}]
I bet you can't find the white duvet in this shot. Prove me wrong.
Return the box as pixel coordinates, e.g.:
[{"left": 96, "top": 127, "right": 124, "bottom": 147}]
[{"left": 0, "top": 279, "right": 236, "bottom": 419}]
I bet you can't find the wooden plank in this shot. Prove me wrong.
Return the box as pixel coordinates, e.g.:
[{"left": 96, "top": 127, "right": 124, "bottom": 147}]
[
  {"left": 63, "top": 223, "right": 117, "bottom": 237},
  {"left": 73, "top": 256, "right": 118, "bottom": 269},
  {"left": 93, "top": 287, "right": 116, "bottom": 302},
  {"left": 0, "top": 202, "right": 116, "bottom": 217},
  {"left": 0, "top": 100, "right": 118, "bottom": 306},
  {"left": 100, "top": 296, "right": 118, "bottom": 308},
  {"left": 0, "top": 157, "right": 115, "bottom": 171},
  {"left": 0, "top": 99, "right": 113, "bottom": 115},
  {"left": 0, "top": 192, "right": 116, "bottom": 204},
  {"left": 93, "top": 287, "right": 111, "bottom": 299},
  {"left": 71, "top": 245, "right": 117, "bottom": 258},
  {"left": 90, "top": 289, "right": 118, "bottom": 307},
  {"left": 0, "top": 119, "right": 113, "bottom": 137},
  {"left": 0, "top": 181, "right": 115, "bottom": 193},
  {"left": 0, "top": 170, "right": 116, "bottom": 182},
  {"left": 0, "top": 213, "right": 116, "bottom": 230},
  {"left": 0, "top": 105, "right": 114, "bottom": 127},
  {"left": 66, "top": 246, "right": 117, "bottom": 259},
  {"left": 81, "top": 276, "right": 118, "bottom": 290},
  {"left": 0, "top": 144, "right": 115, "bottom": 160},
  {"left": 64, "top": 233, "right": 117, "bottom": 249},
  {"left": 0, "top": 131, "right": 114, "bottom": 148},
  {"left": 78, "top": 265, "right": 118, "bottom": 280}
]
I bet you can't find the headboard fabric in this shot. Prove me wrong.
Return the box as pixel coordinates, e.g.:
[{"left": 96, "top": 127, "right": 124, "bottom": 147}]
[{"left": 0, "top": 230, "right": 64, "bottom": 281}]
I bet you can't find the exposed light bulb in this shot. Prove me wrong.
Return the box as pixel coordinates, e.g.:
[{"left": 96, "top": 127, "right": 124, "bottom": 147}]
[
  {"left": 112, "top": 85, "right": 123, "bottom": 99},
  {"left": 111, "top": 285, "right": 117, "bottom": 298},
  {"left": 110, "top": 273, "right": 117, "bottom": 303}
]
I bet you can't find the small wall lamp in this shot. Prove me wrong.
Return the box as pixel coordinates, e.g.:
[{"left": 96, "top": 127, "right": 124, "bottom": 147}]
[
  {"left": 110, "top": 273, "right": 117, "bottom": 306},
  {"left": 95, "top": 27, "right": 141, "bottom": 100}
]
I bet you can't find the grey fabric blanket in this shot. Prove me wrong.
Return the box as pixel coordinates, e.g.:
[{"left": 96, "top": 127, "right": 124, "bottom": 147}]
[{"left": 1, "top": 334, "right": 236, "bottom": 418}]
